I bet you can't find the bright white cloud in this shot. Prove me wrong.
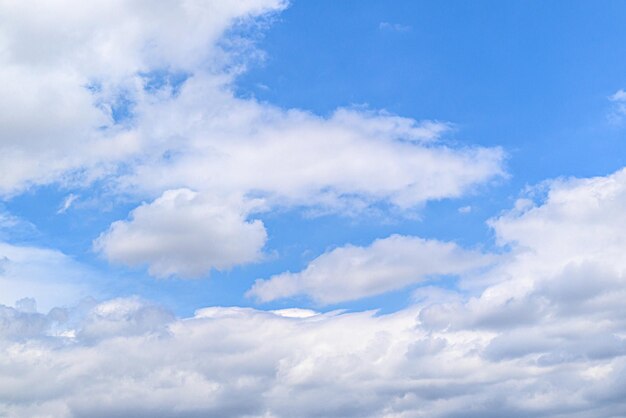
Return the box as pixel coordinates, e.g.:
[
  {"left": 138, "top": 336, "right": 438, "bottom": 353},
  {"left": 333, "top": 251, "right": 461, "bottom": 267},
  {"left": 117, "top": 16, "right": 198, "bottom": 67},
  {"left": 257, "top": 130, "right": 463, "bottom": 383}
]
[
  {"left": 489, "top": 167, "right": 626, "bottom": 279},
  {"left": 0, "top": 0, "right": 287, "bottom": 195},
  {"left": 248, "top": 235, "right": 492, "bottom": 304},
  {"left": 94, "top": 189, "right": 267, "bottom": 278},
  {"left": 421, "top": 167, "right": 626, "bottom": 337},
  {"left": 124, "top": 92, "right": 504, "bottom": 210}
]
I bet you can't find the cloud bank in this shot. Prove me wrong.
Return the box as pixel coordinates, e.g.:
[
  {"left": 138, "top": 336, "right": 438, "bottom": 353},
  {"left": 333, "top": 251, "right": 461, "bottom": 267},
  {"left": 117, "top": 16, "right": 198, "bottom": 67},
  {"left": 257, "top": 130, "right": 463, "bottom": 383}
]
[{"left": 3, "top": 168, "right": 626, "bottom": 416}]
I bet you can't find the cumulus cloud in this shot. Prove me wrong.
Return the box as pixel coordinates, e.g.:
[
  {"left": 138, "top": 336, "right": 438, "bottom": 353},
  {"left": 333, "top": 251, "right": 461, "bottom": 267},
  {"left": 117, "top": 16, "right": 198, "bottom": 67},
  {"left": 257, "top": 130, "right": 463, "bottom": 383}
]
[
  {"left": 1, "top": 294, "right": 626, "bottom": 418},
  {"left": 419, "top": 167, "right": 626, "bottom": 344},
  {"left": 94, "top": 189, "right": 267, "bottom": 278},
  {"left": 0, "top": 0, "right": 287, "bottom": 195},
  {"left": 248, "top": 235, "right": 492, "bottom": 304},
  {"left": 488, "top": 167, "right": 626, "bottom": 281}
]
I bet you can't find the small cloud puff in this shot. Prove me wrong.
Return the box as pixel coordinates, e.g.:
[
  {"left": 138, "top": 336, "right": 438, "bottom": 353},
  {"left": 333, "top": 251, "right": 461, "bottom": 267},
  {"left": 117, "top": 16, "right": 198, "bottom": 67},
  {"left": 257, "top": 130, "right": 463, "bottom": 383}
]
[
  {"left": 94, "top": 189, "right": 267, "bottom": 278},
  {"left": 379, "top": 22, "right": 412, "bottom": 32},
  {"left": 608, "top": 89, "right": 626, "bottom": 124}
]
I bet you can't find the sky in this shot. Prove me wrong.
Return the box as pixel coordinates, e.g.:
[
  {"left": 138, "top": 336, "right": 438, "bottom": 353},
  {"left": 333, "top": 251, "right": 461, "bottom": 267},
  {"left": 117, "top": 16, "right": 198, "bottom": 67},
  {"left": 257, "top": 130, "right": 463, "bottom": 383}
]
[{"left": 2, "top": 1, "right": 626, "bottom": 417}]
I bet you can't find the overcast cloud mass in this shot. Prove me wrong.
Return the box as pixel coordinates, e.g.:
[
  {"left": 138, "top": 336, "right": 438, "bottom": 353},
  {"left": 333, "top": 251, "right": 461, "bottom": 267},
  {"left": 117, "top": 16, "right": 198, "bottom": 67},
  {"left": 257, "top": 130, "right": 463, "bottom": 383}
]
[{"left": 1, "top": 1, "right": 626, "bottom": 417}]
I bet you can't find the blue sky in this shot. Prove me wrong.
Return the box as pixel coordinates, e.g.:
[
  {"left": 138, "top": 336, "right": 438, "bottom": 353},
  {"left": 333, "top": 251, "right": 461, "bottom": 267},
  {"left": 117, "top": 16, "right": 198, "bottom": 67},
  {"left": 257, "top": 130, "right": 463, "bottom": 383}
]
[
  {"left": 5, "top": 0, "right": 626, "bottom": 315},
  {"left": 3, "top": 2, "right": 626, "bottom": 417}
]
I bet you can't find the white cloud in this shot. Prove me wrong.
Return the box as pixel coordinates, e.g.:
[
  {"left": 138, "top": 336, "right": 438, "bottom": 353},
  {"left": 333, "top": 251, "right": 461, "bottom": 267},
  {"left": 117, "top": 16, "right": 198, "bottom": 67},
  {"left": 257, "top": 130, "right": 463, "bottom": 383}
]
[
  {"left": 1, "top": 295, "right": 625, "bottom": 418},
  {"left": 420, "top": 167, "right": 626, "bottom": 336},
  {"left": 94, "top": 189, "right": 267, "bottom": 278},
  {"left": 122, "top": 89, "right": 504, "bottom": 211},
  {"left": 248, "top": 235, "right": 492, "bottom": 304},
  {"left": 489, "top": 167, "right": 626, "bottom": 278},
  {"left": 0, "top": 0, "right": 287, "bottom": 195},
  {"left": 610, "top": 89, "right": 626, "bottom": 102}
]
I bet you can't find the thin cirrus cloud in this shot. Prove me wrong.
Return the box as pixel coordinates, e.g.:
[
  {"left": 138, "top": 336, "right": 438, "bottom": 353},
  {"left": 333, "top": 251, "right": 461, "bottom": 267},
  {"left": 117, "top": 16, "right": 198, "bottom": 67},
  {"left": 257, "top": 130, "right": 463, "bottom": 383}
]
[
  {"left": 609, "top": 89, "right": 626, "bottom": 123},
  {"left": 248, "top": 235, "right": 493, "bottom": 304}
]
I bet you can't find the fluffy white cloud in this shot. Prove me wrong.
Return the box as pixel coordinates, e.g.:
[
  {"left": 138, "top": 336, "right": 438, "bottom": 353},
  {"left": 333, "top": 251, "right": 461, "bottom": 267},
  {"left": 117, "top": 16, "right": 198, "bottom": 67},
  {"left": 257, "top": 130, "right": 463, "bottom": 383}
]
[
  {"left": 1, "top": 294, "right": 625, "bottom": 418},
  {"left": 94, "top": 189, "right": 267, "bottom": 278},
  {"left": 0, "top": 0, "right": 287, "bottom": 195},
  {"left": 419, "top": 168, "right": 626, "bottom": 346},
  {"left": 490, "top": 167, "right": 626, "bottom": 275},
  {"left": 248, "top": 235, "right": 492, "bottom": 304},
  {"left": 123, "top": 90, "right": 504, "bottom": 210}
]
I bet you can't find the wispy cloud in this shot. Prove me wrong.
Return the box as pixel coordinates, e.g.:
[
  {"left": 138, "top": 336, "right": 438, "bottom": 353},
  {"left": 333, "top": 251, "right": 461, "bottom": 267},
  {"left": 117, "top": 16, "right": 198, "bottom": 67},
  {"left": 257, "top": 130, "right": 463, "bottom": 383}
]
[
  {"left": 379, "top": 21, "right": 412, "bottom": 32},
  {"left": 608, "top": 89, "right": 626, "bottom": 124},
  {"left": 57, "top": 194, "right": 79, "bottom": 214}
]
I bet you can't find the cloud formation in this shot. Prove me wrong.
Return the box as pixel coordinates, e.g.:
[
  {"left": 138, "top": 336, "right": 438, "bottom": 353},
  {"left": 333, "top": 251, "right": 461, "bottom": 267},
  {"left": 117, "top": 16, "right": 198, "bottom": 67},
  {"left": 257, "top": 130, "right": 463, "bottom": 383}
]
[
  {"left": 2, "top": 283, "right": 626, "bottom": 418},
  {"left": 1, "top": 167, "right": 626, "bottom": 416},
  {"left": 0, "top": 0, "right": 287, "bottom": 195},
  {"left": 248, "top": 235, "right": 492, "bottom": 304},
  {"left": 2, "top": 167, "right": 621, "bottom": 417},
  {"left": 94, "top": 189, "right": 267, "bottom": 277}
]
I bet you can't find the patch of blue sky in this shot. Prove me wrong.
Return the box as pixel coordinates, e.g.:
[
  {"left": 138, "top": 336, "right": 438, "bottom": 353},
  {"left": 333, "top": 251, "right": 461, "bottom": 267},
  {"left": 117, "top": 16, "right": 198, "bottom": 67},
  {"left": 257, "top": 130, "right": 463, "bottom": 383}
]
[{"left": 140, "top": 69, "right": 190, "bottom": 96}]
